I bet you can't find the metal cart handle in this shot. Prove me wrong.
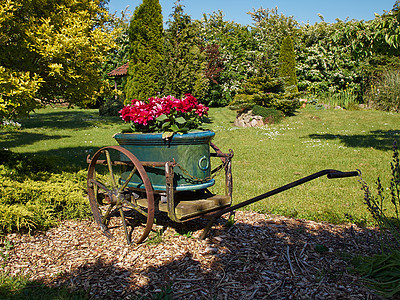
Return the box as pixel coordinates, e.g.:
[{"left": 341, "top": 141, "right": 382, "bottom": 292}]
[{"left": 327, "top": 171, "right": 360, "bottom": 179}]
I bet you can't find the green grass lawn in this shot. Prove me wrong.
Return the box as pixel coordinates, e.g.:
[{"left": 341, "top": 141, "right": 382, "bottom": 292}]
[{"left": 1, "top": 105, "right": 399, "bottom": 225}]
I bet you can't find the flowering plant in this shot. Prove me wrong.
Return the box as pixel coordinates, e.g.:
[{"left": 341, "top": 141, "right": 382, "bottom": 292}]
[{"left": 119, "top": 94, "right": 209, "bottom": 139}]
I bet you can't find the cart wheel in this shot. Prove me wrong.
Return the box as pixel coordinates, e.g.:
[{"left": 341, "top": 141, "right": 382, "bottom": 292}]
[{"left": 87, "top": 146, "right": 154, "bottom": 244}]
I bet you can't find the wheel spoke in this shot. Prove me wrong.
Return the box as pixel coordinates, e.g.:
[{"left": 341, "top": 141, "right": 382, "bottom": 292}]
[
  {"left": 88, "top": 179, "right": 113, "bottom": 200},
  {"left": 89, "top": 179, "right": 111, "bottom": 194},
  {"left": 122, "top": 199, "right": 148, "bottom": 217},
  {"left": 119, "top": 166, "right": 137, "bottom": 193},
  {"left": 119, "top": 208, "right": 131, "bottom": 245},
  {"left": 101, "top": 203, "right": 115, "bottom": 225},
  {"left": 104, "top": 150, "right": 117, "bottom": 189}
]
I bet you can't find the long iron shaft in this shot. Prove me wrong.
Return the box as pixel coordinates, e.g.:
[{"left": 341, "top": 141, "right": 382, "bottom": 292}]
[{"left": 200, "top": 169, "right": 359, "bottom": 239}]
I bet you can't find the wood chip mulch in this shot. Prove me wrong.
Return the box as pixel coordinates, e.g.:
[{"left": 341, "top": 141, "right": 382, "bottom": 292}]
[{"left": 4, "top": 211, "right": 385, "bottom": 299}]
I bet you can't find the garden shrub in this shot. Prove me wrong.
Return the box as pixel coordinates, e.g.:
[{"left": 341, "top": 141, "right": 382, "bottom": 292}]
[
  {"left": 0, "top": 150, "right": 90, "bottom": 234},
  {"left": 252, "top": 105, "right": 283, "bottom": 124},
  {"left": 229, "top": 76, "right": 300, "bottom": 115},
  {"left": 366, "top": 69, "right": 400, "bottom": 112}
]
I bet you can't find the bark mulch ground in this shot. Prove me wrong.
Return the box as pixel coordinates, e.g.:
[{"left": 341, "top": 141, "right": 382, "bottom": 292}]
[{"left": 4, "top": 211, "right": 384, "bottom": 299}]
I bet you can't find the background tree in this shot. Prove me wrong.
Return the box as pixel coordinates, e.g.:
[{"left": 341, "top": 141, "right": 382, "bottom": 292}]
[
  {"left": 102, "top": 9, "right": 131, "bottom": 90},
  {"left": 125, "top": 0, "right": 164, "bottom": 102},
  {"left": 278, "top": 35, "right": 298, "bottom": 93},
  {"left": 249, "top": 7, "right": 299, "bottom": 77},
  {"left": 0, "top": 0, "right": 114, "bottom": 119},
  {"left": 199, "top": 11, "right": 256, "bottom": 105},
  {"left": 161, "top": 1, "right": 208, "bottom": 100}
]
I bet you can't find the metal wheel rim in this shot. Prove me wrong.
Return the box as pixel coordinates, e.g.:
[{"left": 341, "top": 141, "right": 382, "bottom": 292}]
[{"left": 87, "top": 145, "right": 155, "bottom": 244}]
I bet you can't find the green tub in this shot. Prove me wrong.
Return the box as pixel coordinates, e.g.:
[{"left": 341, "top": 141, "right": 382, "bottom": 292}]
[{"left": 114, "top": 131, "right": 215, "bottom": 191}]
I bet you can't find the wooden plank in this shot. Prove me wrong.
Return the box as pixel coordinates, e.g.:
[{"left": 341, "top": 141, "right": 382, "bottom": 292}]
[
  {"left": 175, "top": 195, "right": 231, "bottom": 220},
  {"left": 135, "top": 194, "right": 231, "bottom": 220}
]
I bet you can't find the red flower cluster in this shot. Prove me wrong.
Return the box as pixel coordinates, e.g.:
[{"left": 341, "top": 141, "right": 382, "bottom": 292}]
[{"left": 119, "top": 94, "right": 209, "bottom": 133}]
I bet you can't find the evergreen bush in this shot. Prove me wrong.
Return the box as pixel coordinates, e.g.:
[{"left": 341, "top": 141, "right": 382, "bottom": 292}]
[
  {"left": 161, "top": 3, "right": 209, "bottom": 100},
  {"left": 229, "top": 76, "right": 300, "bottom": 115},
  {"left": 99, "top": 95, "right": 125, "bottom": 116}
]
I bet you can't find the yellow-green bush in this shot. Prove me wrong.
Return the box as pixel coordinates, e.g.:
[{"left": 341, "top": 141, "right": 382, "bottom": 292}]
[{"left": 0, "top": 150, "right": 90, "bottom": 234}]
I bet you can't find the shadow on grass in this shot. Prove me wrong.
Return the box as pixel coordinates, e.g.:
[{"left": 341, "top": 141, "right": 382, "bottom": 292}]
[
  {"left": 0, "top": 275, "right": 88, "bottom": 300},
  {"left": 28, "top": 146, "right": 99, "bottom": 169},
  {"left": 0, "top": 132, "right": 69, "bottom": 149},
  {"left": 0, "top": 144, "right": 98, "bottom": 170},
  {"left": 23, "top": 110, "right": 120, "bottom": 130},
  {"left": 309, "top": 130, "right": 400, "bottom": 151}
]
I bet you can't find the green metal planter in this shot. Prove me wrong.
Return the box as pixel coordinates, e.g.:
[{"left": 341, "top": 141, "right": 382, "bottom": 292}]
[{"left": 113, "top": 130, "right": 215, "bottom": 191}]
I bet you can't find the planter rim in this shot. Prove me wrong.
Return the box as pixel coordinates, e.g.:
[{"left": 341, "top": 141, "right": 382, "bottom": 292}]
[{"left": 113, "top": 130, "right": 214, "bottom": 138}]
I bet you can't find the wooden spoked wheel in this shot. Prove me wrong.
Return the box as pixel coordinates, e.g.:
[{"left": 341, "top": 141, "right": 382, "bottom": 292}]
[{"left": 87, "top": 146, "right": 154, "bottom": 244}]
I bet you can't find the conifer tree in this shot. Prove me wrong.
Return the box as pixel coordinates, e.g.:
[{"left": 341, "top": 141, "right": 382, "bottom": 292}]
[
  {"left": 161, "top": 1, "right": 208, "bottom": 99},
  {"left": 278, "top": 36, "right": 298, "bottom": 93},
  {"left": 125, "top": 0, "right": 164, "bottom": 102}
]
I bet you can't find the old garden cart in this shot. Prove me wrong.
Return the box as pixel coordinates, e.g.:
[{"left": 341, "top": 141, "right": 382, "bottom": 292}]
[{"left": 87, "top": 130, "right": 358, "bottom": 244}]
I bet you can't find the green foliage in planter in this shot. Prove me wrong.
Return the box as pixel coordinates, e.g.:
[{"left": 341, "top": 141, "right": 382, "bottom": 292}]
[
  {"left": 229, "top": 76, "right": 300, "bottom": 115},
  {"left": 278, "top": 36, "right": 298, "bottom": 93},
  {"left": 125, "top": 0, "right": 164, "bottom": 102},
  {"left": 252, "top": 105, "right": 283, "bottom": 124},
  {"left": 0, "top": 150, "right": 90, "bottom": 234}
]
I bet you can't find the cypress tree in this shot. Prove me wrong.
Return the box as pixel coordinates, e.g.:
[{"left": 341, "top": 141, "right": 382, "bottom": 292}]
[
  {"left": 125, "top": 0, "right": 164, "bottom": 102},
  {"left": 278, "top": 36, "right": 298, "bottom": 93}
]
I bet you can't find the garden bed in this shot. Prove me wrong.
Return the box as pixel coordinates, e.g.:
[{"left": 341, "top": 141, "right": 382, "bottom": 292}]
[{"left": 4, "top": 211, "right": 384, "bottom": 299}]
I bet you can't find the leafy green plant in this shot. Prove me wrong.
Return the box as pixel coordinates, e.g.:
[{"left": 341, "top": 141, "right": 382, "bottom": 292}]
[
  {"left": 152, "top": 284, "right": 172, "bottom": 300},
  {"left": 0, "top": 238, "right": 13, "bottom": 269},
  {"left": 353, "top": 142, "right": 400, "bottom": 297},
  {"left": 0, "top": 273, "right": 88, "bottom": 300},
  {"left": 316, "top": 84, "right": 358, "bottom": 109},
  {"left": 225, "top": 214, "right": 236, "bottom": 228},
  {"left": 146, "top": 229, "right": 164, "bottom": 245},
  {"left": 353, "top": 251, "right": 400, "bottom": 298},
  {"left": 359, "top": 142, "right": 400, "bottom": 249}
]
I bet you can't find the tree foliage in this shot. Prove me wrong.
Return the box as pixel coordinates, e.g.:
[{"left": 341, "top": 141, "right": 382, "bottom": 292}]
[
  {"left": 160, "top": 2, "right": 208, "bottom": 100},
  {"left": 106, "top": 2, "right": 400, "bottom": 111},
  {"left": 199, "top": 11, "right": 256, "bottom": 105},
  {"left": 278, "top": 36, "right": 298, "bottom": 93},
  {"left": 0, "top": 0, "right": 114, "bottom": 119},
  {"left": 125, "top": 0, "right": 163, "bottom": 102}
]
